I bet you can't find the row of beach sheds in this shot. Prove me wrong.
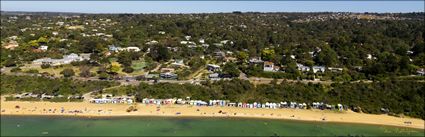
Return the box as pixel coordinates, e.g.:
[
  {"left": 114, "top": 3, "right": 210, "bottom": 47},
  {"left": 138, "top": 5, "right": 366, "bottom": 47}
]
[
  {"left": 140, "top": 98, "right": 344, "bottom": 111},
  {"left": 90, "top": 97, "right": 134, "bottom": 104},
  {"left": 141, "top": 98, "right": 208, "bottom": 106}
]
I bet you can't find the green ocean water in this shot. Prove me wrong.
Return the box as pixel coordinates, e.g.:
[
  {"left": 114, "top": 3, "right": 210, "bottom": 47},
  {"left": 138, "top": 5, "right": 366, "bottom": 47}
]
[{"left": 1, "top": 115, "right": 424, "bottom": 136}]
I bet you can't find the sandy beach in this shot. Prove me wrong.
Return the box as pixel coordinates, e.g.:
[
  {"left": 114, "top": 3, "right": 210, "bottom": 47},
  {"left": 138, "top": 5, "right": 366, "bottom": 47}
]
[{"left": 1, "top": 99, "right": 423, "bottom": 130}]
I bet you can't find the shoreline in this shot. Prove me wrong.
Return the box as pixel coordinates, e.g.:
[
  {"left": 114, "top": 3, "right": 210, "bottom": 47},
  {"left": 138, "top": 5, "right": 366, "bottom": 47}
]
[{"left": 1, "top": 100, "right": 424, "bottom": 130}]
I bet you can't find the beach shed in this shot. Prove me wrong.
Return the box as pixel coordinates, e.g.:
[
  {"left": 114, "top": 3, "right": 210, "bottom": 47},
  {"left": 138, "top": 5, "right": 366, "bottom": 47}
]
[
  {"left": 337, "top": 104, "right": 343, "bottom": 111},
  {"left": 228, "top": 103, "right": 236, "bottom": 107},
  {"left": 237, "top": 102, "right": 243, "bottom": 108}
]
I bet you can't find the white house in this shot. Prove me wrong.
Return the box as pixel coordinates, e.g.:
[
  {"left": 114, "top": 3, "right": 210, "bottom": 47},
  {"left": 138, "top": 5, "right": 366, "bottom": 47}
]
[
  {"left": 207, "top": 64, "right": 221, "bottom": 72},
  {"left": 120, "top": 47, "right": 140, "bottom": 52},
  {"left": 328, "top": 67, "right": 343, "bottom": 72},
  {"left": 32, "top": 53, "right": 90, "bottom": 66},
  {"left": 312, "top": 66, "right": 326, "bottom": 73},
  {"left": 180, "top": 41, "right": 188, "bottom": 44},
  {"left": 39, "top": 45, "right": 48, "bottom": 51},
  {"left": 185, "top": 36, "right": 191, "bottom": 40},
  {"left": 264, "top": 61, "right": 280, "bottom": 72},
  {"left": 146, "top": 40, "right": 158, "bottom": 45},
  {"left": 263, "top": 61, "right": 275, "bottom": 72},
  {"left": 297, "top": 64, "right": 310, "bottom": 72}
]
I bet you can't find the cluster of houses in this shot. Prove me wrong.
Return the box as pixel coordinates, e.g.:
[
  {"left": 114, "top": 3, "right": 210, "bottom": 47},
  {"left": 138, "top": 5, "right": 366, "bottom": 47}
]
[
  {"left": 108, "top": 45, "right": 141, "bottom": 53},
  {"left": 262, "top": 61, "right": 342, "bottom": 74},
  {"left": 135, "top": 97, "right": 346, "bottom": 111},
  {"left": 32, "top": 53, "right": 91, "bottom": 66},
  {"left": 89, "top": 94, "right": 134, "bottom": 104}
]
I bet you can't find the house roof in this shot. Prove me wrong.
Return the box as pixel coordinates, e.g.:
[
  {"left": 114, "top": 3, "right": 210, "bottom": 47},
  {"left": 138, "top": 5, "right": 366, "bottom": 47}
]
[{"left": 264, "top": 61, "right": 274, "bottom": 66}]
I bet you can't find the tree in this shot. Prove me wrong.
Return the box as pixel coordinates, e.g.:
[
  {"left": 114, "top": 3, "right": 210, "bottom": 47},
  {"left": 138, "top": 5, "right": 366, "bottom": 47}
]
[
  {"left": 79, "top": 66, "right": 92, "bottom": 77},
  {"left": 222, "top": 62, "right": 240, "bottom": 77},
  {"left": 60, "top": 68, "right": 75, "bottom": 78},
  {"left": 123, "top": 66, "right": 134, "bottom": 73},
  {"left": 149, "top": 45, "right": 170, "bottom": 62},
  {"left": 237, "top": 51, "right": 249, "bottom": 62},
  {"left": 315, "top": 46, "right": 338, "bottom": 66},
  {"left": 261, "top": 48, "right": 275, "bottom": 61},
  {"left": 37, "top": 37, "right": 48, "bottom": 45},
  {"left": 108, "top": 63, "right": 121, "bottom": 74},
  {"left": 41, "top": 64, "right": 51, "bottom": 69},
  {"left": 28, "top": 40, "right": 39, "bottom": 48},
  {"left": 98, "top": 72, "right": 110, "bottom": 80},
  {"left": 117, "top": 51, "right": 133, "bottom": 67}
]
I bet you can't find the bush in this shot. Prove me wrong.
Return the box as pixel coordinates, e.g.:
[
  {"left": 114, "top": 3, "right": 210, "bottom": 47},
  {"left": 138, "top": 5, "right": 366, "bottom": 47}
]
[
  {"left": 123, "top": 66, "right": 134, "bottom": 73},
  {"left": 98, "top": 72, "right": 110, "bottom": 80},
  {"left": 40, "top": 64, "right": 51, "bottom": 69},
  {"left": 10, "top": 67, "right": 22, "bottom": 72},
  {"left": 60, "top": 68, "right": 75, "bottom": 78},
  {"left": 25, "top": 69, "right": 39, "bottom": 74}
]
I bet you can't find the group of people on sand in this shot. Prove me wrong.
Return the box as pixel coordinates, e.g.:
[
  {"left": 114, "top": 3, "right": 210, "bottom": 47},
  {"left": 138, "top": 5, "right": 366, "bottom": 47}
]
[{"left": 7, "top": 105, "right": 114, "bottom": 115}]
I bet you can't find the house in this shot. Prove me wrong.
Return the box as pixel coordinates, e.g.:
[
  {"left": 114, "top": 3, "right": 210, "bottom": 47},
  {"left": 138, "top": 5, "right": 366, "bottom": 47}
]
[
  {"left": 185, "top": 36, "right": 191, "bottom": 40},
  {"left": 213, "top": 51, "right": 225, "bottom": 58},
  {"left": 417, "top": 68, "right": 425, "bottom": 76},
  {"left": 161, "top": 68, "right": 175, "bottom": 73},
  {"left": 187, "top": 45, "right": 197, "bottom": 48},
  {"left": 171, "top": 59, "right": 185, "bottom": 67},
  {"left": 160, "top": 72, "right": 178, "bottom": 79},
  {"left": 199, "top": 39, "right": 205, "bottom": 44},
  {"left": 80, "top": 53, "right": 91, "bottom": 60},
  {"left": 39, "top": 45, "right": 48, "bottom": 51},
  {"left": 146, "top": 40, "right": 158, "bottom": 45},
  {"left": 263, "top": 61, "right": 275, "bottom": 72},
  {"left": 56, "top": 22, "right": 64, "bottom": 26},
  {"left": 249, "top": 57, "right": 264, "bottom": 64},
  {"left": 120, "top": 47, "right": 140, "bottom": 52},
  {"left": 220, "top": 40, "right": 229, "bottom": 44},
  {"left": 208, "top": 73, "right": 220, "bottom": 80},
  {"left": 224, "top": 57, "right": 237, "bottom": 63},
  {"left": 297, "top": 64, "right": 310, "bottom": 72},
  {"left": 207, "top": 64, "right": 221, "bottom": 72},
  {"left": 108, "top": 45, "right": 119, "bottom": 52},
  {"left": 180, "top": 41, "right": 188, "bottom": 45},
  {"left": 328, "top": 67, "right": 343, "bottom": 72},
  {"left": 312, "top": 66, "right": 326, "bottom": 73},
  {"left": 32, "top": 53, "right": 90, "bottom": 66}
]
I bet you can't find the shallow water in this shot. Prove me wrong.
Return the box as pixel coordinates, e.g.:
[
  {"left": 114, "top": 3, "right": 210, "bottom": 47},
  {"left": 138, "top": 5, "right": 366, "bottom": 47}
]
[{"left": 1, "top": 115, "right": 424, "bottom": 136}]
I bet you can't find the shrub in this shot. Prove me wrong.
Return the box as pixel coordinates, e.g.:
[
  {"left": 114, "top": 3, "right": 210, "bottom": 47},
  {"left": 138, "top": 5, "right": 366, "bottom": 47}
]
[{"left": 40, "top": 64, "right": 51, "bottom": 69}]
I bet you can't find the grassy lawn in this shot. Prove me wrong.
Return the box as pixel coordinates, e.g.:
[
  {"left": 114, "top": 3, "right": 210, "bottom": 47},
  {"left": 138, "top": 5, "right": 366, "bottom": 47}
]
[
  {"left": 108, "top": 57, "right": 118, "bottom": 62},
  {"left": 17, "top": 59, "right": 150, "bottom": 77},
  {"left": 131, "top": 60, "right": 147, "bottom": 71},
  {"left": 127, "top": 60, "right": 148, "bottom": 76},
  {"left": 21, "top": 64, "right": 80, "bottom": 77}
]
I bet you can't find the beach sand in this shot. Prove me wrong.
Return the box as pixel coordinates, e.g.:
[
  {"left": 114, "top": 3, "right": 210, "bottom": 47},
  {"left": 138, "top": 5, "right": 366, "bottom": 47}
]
[{"left": 1, "top": 99, "right": 423, "bottom": 129}]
